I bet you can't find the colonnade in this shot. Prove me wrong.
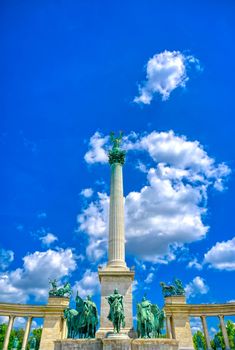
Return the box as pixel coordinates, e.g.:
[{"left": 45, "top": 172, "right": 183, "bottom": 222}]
[
  {"left": 164, "top": 297, "right": 235, "bottom": 350},
  {"left": 166, "top": 313, "right": 230, "bottom": 349},
  {"left": 0, "top": 297, "right": 69, "bottom": 350},
  {"left": 2, "top": 315, "right": 33, "bottom": 350}
]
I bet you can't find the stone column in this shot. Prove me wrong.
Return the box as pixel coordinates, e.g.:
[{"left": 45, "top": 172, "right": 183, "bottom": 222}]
[
  {"left": 62, "top": 318, "right": 67, "bottom": 339},
  {"left": 218, "top": 315, "right": 230, "bottom": 349},
  {"left": 166, "top": 316, "right": 172, "bottom": 338},
  {"left": 200, "top": 315, "right": 211, "bottom": 349},
  {"left": 97, "top": 136, "right": 135, "bottom": 338},
  {"left": 22, "top": 316, "right": 33, "bottom": 350},
  {"left": 170, "top": 316, "right": 176, "bottom": 339},
  {"left": 108, "top": 163, "right": 126, "bottom": 268},
  {"left": 3, "top": 315, "right": 15, "bottom": 350}
]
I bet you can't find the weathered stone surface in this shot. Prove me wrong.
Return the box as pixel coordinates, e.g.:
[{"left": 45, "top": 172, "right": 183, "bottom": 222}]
[
  {"left": 39, "top": 297, "right": 69, "bottom": 350},
  {"left": 54, "top": 339, "right": 102, "bottom": 350},
  {"left": 132, "top": 339, "right": 179, "bottom": 350},
  {"left": 102, "top": 337, "right": 132, "bottom": 350}
]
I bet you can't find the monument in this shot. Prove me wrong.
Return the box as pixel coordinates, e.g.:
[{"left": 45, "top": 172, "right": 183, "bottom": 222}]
[{"left": 96, "top": 132, "right": 135, "bottom": 339}]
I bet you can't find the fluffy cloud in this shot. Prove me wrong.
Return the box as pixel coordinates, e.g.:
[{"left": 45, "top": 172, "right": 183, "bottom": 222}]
[
  {"left": 79, "top": 130, "right": 230, "bottom": 263},
  {"left": 134, "top": 50, "right": 201, "bottom": 104},
  {"left": 0, "top": 248, "right": 14, "bottom": 270},
  {"left": 0, "top": 249, "right": 77, "bottom": 303},
  {"left": 185, "top": 276, "right": 209, "bottom": 298},
  {"left": 80, "top": 188, "right": 94, "bottom": 198},
  {"left": 39, "top": 233, "right": 58, "bottom": 246},
  {"left": 77, "top": 192, "right": 109, "bottom": 261},
  {"left": 204, "top": 237, "right": 235, "bottom": 270},
  {"left": 73, "top": 269, "right": 100, "bottom": 298},
  {"left": 84, "top": 132, "right": 109, "bottom": 164}
]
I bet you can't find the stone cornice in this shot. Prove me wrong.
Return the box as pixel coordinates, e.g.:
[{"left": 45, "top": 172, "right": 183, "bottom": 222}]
[
  {"left": 0, "top": 297, "right": 69, "bottom": 317},
  {"left": 164, "top": 302, "right": 235, "bottom": 317}
]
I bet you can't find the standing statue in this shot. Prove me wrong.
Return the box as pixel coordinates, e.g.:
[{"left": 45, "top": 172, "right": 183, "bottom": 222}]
[
  {"left": 12, "top": 336, "right": 19, "bottom": 349},
  {"left": 106, "top": 288, "right": 125, "bottom": 333},
  {"left": 137, "top": 296, "right": 154, "bottom": 338},
  {"left": 214, "top": 334, "right": 221, "bottom": 349},
  {"left": 49, "top": 280, "right": 72, "bottom": 298},
  {"left": 109, "top": 132, "right": 126, "bottom": 165},
  {"left": 160, "top": 278, "right": 185, "bottom": 297},
  {"left": 137, "top": 296, "right": 165, "bottom": 338},
  {"left": 29, "top": 337, "right": 37, "bottom": 350}
]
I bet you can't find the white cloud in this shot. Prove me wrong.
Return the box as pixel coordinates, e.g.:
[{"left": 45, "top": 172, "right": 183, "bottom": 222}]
[
  {"left": 77, "top": 192, "right": 109, "bottom": 261},
  {"left": 187, "top": 258, "right": 203, "bottom": 270},
  {"left": 80, "top": 188, "right": 94, "bottom": 198},
  {"left": 0, "top": 249, "right": 77, "bottom": 303},
  {"left": 144, "top": 272, "right": 154, "bottom": 284},
  {"left": 190, "top": 317, "right": 203, "bottom": 334},
  {"left": 185, "top": 276, "right": 209, "bottom": 298},
  {"left": 40, "top": 233, "right": 58, "bottom": 246},
  {"left": 0, "top": 249, "right": 14, "bottom": 270},
  {"left": 73, "top": 269, "right": 100, "bottom": 298},
  {"left": 134, "top": 50, "right": 201, "bottom": 104},
  {"left": 204, "top": 237, "right": 235, "bottom": 271},
  {"left": 79, "top": 130, "right": 230, "bottom": 263},
  {"left": 84, "top": 132, "right": 109, "bottom": 164}
]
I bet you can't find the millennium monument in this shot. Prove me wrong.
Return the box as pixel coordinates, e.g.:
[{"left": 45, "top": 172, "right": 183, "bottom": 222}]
[
  {"left": 96, "top": 132, "right": 135, "bottom": 339},
  {"left": 1, "top": 131, "right": 235, "bottom": 350}
]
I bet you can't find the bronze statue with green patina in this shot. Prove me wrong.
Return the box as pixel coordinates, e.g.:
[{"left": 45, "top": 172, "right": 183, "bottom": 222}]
[
  {"left": 137, "top": 295, "right": 165, "bottom": 338},
  {"left": 49, "top": 279, "right": 72, "bottom": 298},
  {"left": 108, "top": 131, "right": 126, "bottom": 165},
  {"left": 64, "top": 293, "right": 98, "bottom": 339},
  {"left": 160, "top": 278, "right": 185, "bottom": 297},
  {"left": 106, "top": 288, "right": 125, "bottom": 333}
]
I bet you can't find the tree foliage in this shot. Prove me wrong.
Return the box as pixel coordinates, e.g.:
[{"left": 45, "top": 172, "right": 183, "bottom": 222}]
[
  {"left": 193, "top": 330, "right": 206, "bottom": 350},
  {"left": 0, "top": 323, "right": 42, "bottom": 350}
]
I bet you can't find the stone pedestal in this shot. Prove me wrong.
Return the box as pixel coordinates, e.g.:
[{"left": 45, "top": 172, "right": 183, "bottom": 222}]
[
  {"left": 39, "top": 297, "right": 69, "bottom": 350},
  {"left": 102, "top": 336, "right": 132, "bottom": 350},
  {"left": 164, "top": 296, "right": 194, "bottom": 350},
  {"left": 132, "top": 339, "right": 179, "bottom": 350},
  {"left": 96, "top": 268, "right": 135, "bottom": 338},
  {"left": 54, "top": 339, "right": 102, "bottom": 350}
]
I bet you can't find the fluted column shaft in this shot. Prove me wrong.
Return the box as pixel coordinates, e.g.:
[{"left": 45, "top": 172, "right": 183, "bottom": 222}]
[
  {"left": 108, "top": 163, "right": 126, "bottom": 267},
  {"left": 3, "top": 315, "right": 15, "bottom": 350},
  {"left": 22, "top": 316, "right": 33, "bottom": 350},
  {"left": 201, "top": 315, "right": 211, "bottom": 349},
  {"left": 218, "top": 315, "right": 230, "bottom": 349}
]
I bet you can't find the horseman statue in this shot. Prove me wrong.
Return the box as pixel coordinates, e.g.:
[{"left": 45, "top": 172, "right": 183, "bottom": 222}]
[
  {"left": 49, "top": 279, "right": 72, "bottom": 298},
  {"left": 137, "top": 295, "right": 165, "bottom": 338},
  {"left": 63, "top": 293, "right": 98, "bottom": 339},
  {"left": 160, "top": 278, "right": 185, "bottom": 298},
  {"left": 106, "top": 288, "right": 125, "bottom": 333}
]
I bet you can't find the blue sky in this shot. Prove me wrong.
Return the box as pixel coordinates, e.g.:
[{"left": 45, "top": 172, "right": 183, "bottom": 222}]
[{"left": 1, "top": 0, "right": 235, "bottom": 334}]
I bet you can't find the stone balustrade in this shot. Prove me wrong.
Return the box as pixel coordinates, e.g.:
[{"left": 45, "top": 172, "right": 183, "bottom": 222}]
[{"left": 164, "top": 296, "right": 235, "bottom": 349}]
